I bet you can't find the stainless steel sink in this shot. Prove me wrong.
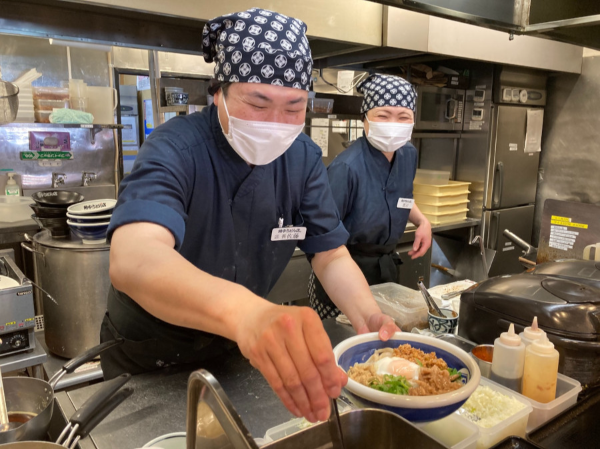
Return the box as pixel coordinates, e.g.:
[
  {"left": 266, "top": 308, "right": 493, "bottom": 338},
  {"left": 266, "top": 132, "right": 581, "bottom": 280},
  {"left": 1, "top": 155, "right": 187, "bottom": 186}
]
[
  {"left": 187, "top": 369, "right": 446, "bottom": 449},
  {"left": 262, "top": 409, "right": 446, "bottom": 449},
  {"left": 23, "top": 184, "right": 116, "bottom": 201}
]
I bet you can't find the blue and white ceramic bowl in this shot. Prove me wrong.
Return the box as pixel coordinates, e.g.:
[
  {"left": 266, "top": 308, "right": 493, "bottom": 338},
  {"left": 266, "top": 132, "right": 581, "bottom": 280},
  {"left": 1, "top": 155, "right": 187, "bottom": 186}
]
[
  {"left": 333, "top": 332, "right": 480, "bottom": 422},
  {"left": 66, "top": 212, "right": 112, "bottom": 224},
  {"left": 67, "top": 220, "right": 110, "bottom": 244},
  {"left": 67, "top": 199, "right": 117, "bottom": 216},
  {"left": 429, "top": 308, "right": 459, "bottom": 334}
]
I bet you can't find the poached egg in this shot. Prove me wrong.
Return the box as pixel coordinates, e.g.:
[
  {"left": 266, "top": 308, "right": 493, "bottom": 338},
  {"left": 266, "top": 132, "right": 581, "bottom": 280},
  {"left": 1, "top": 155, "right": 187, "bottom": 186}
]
[{"left": 373, "top": 356, "right": 420, "bottom": 380}]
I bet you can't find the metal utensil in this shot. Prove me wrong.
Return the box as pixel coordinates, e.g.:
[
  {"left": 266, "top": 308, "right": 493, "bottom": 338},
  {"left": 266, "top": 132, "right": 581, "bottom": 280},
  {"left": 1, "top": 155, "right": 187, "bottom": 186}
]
[
  {"left": 431, "top": 263, "right": 458, "bottom": 277},
  {"left": 417, "top": 280, "right": 444, "bottom": 317},
  {"left": 327, "top": 398, "right": 346, "bottom": 449},
  {"left": 23, "top": 277, "right": 58, "bottom": 305}
]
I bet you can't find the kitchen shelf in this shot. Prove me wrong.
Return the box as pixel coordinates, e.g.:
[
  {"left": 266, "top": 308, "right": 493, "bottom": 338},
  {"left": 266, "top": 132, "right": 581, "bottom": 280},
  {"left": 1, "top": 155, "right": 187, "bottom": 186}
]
[
  {"left": 160, "top": 105, "right": 188, "bottom": 113},
  {"left": 0, "top": 123, "right": 131, "bottom": 129},
  {"left": 0, "top": 122, "right": 132, "bottom": 144}
]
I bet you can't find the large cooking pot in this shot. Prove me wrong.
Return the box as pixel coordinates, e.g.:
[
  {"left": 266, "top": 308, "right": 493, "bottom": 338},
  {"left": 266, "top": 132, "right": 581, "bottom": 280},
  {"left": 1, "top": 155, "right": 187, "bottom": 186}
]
[{"left": 21, "top": 230, "right": 110, "bottom": 358}]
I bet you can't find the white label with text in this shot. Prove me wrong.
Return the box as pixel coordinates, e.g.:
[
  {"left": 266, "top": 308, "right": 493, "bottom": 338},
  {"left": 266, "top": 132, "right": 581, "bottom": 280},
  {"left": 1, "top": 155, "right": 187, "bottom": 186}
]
[
  {"left": 397, "top": 198, "right": 415, "bottom": 209},
  {"left": 271, "top": 227, "right": 307, "bottom": 241}
]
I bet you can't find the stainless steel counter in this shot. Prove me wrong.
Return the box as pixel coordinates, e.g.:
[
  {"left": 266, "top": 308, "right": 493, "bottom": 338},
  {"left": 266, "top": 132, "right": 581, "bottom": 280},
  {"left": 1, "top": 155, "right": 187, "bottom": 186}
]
[{"left": 53, "top": 319, "right": 356, "bottom": 449}]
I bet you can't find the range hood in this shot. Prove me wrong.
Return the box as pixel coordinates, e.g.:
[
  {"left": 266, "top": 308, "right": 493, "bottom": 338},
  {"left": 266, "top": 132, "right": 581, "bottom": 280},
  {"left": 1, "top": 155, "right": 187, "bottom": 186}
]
[{"left": 370, "top": 0, "right": 600, "bottom": 51}]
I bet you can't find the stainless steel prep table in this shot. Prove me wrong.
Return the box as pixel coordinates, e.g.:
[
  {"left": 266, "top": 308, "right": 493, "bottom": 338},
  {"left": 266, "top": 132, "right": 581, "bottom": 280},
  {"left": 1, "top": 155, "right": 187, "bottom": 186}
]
[{"left": 52, "top": 319, "right": 356, "bottom": 449}]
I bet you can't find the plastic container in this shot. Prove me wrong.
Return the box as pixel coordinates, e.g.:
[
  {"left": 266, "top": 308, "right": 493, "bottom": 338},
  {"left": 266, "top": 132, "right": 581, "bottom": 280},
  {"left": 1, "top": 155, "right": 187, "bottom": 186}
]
[
  {"left": 34, "top": 99, "right": 70, "bottom": 111},
  {"left": 164, "top": 86, "right": 184, "bottom": 94},
  {"left": 423, "top": 209, "right": 469, "bottom": 225},
  {"left": 428, "top": 280, "right": 477, "bottom": 308},
  {"left": 0, "top": 196, "right": 33, "bottom": 223},
  {"left": 5, "top": 173, "right": 20, "bottom": 196},
  {"left": 523, "top": 372, "right": 581, "bottom": 432},
  {"left": 264, "top": 400, "right": 352, "bottom": 442},
  {"left": 32, "top": 86, "right": 69, "bottom": 100},
  {"left": 414, "top": 169, "right": 451, "bottom": 186},
  {"left": 34, "top": 110, "right": 52, "bottom": 123},
  {"left": 370, "top": 282, "right": 429, "bottom": 331},
  {"left": 308, "top": 98, "right": 334, "bottom": 113},
  {"left": 490, "top": 324, "right": 525, "bottom": 393},
  {"left": 417, "top": 413, "right": 480, "bottom": 449},
  {"left": 456, "top": 377, "right": 533, "bottom": 449},
  {"left": 414, "top": 180, "right": 471, "bottom": 196},
  {"left": 522, "top": 337, "right": 559, "bottom": 404},
  {"left": 414, "top": 192, "right": 470, "bottom": 206},
  {"left": 417, "top": 200, "right": 470, "bottom": 215},
  {"left": 519, "top": 316, "right": 546, "bottom": 347}
]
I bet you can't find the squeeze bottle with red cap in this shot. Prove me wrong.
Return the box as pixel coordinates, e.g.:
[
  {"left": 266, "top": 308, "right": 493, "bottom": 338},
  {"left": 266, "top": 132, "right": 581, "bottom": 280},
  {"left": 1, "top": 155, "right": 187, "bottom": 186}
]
[
  {"left": 522, "top": 336, "right": 560, "bottom": 403},
  {"left": 519, "top": 316, "right": 546, "bottom": 347},
  {"left": 490, "top": 323, "right": 526, "bottom": 392}
]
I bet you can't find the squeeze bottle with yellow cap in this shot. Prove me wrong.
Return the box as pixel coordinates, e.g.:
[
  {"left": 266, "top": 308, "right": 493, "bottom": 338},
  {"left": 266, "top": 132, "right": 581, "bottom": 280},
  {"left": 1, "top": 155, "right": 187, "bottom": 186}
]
[
  {"left": 519, "top": 316, "right": 546, "bottom": 347},
  {"left": 522, "top": 336, "right": 559, "bottom": 403},
  {"left": 490, "top": 323, "right": 526, "bottom": 392}
]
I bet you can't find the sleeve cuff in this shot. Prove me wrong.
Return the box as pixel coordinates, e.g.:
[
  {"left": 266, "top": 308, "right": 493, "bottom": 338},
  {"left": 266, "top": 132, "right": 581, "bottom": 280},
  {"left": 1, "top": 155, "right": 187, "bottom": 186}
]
[
  {"left": 298, "top": 221, "right": 349, "bottom": 254},
  {"left": 107, "top": 199, "right": 186, "bottom": 249}
]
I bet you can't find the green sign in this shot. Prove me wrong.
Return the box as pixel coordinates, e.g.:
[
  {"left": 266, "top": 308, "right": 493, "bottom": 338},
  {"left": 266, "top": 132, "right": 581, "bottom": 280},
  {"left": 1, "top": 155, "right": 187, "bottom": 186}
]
[{"left": 20, "top": 151, "right": 73, "bottom": 160}]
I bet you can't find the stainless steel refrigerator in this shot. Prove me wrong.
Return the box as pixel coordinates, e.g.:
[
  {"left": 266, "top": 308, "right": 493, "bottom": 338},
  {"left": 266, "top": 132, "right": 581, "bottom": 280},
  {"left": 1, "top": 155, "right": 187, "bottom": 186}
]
[{"left": 457, "top": 66, "right": 547, "bottom": 276}]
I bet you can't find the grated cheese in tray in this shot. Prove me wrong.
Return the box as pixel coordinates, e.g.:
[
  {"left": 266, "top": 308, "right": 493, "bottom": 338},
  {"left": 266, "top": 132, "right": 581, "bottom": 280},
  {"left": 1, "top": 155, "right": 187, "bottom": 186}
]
[{"left": 458, "top": 385, "right": 526, "bottom": 428}]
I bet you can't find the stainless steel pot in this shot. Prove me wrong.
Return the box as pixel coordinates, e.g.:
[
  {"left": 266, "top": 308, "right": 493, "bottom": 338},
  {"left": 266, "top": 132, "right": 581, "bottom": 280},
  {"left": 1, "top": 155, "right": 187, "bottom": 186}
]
[
  {"left": 0, "top": 340, "right": 123, "bottom": 444},
  {"left": 21, "top": 230, "right": 110, "bottom": 358}
]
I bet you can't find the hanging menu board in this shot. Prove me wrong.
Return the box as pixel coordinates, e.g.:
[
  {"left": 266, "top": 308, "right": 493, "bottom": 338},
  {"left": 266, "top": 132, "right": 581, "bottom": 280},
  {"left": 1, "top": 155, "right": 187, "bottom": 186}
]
[{"left": 537, "top": 199, "right": 600, "bottom": 263}]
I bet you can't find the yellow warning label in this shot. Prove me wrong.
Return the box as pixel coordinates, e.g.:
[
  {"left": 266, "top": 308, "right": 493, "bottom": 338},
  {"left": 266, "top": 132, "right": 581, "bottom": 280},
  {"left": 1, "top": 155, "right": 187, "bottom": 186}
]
[
  {"left": 551, "top": 219, "right": 588, "bottom": 229},
  {"left": 551, "top": 215, "right": 571, "bottom": 222}
]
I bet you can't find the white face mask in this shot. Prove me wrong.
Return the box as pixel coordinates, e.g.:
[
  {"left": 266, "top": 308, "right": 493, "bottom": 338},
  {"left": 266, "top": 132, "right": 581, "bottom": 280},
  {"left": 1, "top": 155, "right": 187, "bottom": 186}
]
[
  {"left": 365, "top": 116, "right": 414, "bottom": 153},
  {"left": 219, "top": 96, "right": 304, "bottom": 166}
]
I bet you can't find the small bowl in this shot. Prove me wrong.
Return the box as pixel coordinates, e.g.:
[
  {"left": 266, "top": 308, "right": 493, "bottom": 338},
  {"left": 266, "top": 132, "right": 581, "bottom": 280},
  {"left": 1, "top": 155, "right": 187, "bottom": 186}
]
[
  {"left": 67, "top": 199, "right": 116, "bottom": 215},
  {"left": 32, "top": 190, "right": 85, "bottom": 208},
  {"left": 428, "top": 308, "right": 459, "bottom": 334},
  {"left": 29, "top": 203, "right": 68, "bottom": 219},
  {"left": 31, "top": 214, "right": 70, "bottom": 237},
  {"left": 333, "top": 332, "right": 481, "bottom": 422},
  {"left": 67, "top": 220, "right": 110, "bottom": 244},
  {"left": 66, "top": 212, "right": 112, "bottom": 223},
  {"left": 471, "top": 344, "right": 494, "bottom": 379}
]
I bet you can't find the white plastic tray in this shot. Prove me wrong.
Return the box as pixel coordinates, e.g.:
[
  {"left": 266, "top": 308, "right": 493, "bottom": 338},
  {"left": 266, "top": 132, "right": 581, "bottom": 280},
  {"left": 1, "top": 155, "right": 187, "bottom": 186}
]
[{"left": 414, "top": 180, "right": 471, "bottom": 196}]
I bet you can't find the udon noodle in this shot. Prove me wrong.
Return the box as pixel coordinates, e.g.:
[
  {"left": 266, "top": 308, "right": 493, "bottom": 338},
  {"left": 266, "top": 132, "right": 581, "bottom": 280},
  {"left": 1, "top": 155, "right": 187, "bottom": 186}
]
[{"left": 347, "top": 344, "right": 463, "bottom": 396}]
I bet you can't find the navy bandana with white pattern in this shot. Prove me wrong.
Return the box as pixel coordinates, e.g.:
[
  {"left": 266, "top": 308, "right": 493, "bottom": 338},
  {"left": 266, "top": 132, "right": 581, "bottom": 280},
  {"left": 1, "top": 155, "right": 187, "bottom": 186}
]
[
  {"left": 357, "top": 74, "right": 417, "bottom": 114},
  {"left": 202, "top": 7, "right": 313, "bottom": 91}
]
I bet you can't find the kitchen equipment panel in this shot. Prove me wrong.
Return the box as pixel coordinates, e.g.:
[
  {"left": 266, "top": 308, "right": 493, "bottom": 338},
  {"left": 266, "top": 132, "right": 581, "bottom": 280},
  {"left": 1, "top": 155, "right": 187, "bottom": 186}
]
[{"left": 415, "top": 86, "right": 465, "bottom": 131}]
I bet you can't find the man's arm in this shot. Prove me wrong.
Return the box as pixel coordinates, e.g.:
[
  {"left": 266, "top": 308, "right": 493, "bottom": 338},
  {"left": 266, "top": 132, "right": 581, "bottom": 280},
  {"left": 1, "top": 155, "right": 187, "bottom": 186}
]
[
  {"left": 311, "top": 245, "right": 399, "bottom": 339},
  {"left": 110, "top": 222, "right": 346, "bottom": 423},
  {"left": 408, "top": 204, "right": 432, "bottom": 259}
]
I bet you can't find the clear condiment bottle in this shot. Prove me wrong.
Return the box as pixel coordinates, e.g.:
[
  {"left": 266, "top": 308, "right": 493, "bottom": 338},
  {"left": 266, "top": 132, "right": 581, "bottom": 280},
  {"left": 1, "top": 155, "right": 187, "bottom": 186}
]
[
  {"left": 490, "top": 323, "right": 526, "bottom": 392},
  {"left": 522, "top": 336, "right": 560, "bottom": 403},
  {"left": 519, "top": 316, "right": 546, "bottom": 347}
]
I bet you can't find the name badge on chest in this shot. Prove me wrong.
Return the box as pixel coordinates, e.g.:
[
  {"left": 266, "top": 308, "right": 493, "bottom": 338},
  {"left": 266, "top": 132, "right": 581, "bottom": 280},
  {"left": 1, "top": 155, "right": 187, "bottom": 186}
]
[
  {"left": 397, "top": 198, "right": 415, "bottom": 209},
  {"left": 271, "top": 227, "right": 307, "bottom": 242}
]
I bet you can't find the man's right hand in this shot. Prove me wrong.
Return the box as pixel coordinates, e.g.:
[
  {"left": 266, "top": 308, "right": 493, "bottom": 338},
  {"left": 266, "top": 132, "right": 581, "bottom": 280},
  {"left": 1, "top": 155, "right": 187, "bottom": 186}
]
[{"left": 235, "top": 304, "right": 347, "bottom": 423}]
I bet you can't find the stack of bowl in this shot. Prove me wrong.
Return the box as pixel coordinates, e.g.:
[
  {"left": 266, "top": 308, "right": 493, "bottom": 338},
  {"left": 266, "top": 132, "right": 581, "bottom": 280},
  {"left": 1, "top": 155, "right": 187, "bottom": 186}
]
[
  {"left": 30, "top": 190, "right": 85, "bottom": 237},
  {"left": 66, "top": 199, "right": 117, "bottom": 244}
]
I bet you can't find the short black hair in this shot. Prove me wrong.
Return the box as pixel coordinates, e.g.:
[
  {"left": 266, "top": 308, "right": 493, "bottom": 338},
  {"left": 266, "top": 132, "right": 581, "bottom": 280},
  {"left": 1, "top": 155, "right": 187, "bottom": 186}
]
[{"left": 208, "top": 80, "right": 232, "bottom": 97}]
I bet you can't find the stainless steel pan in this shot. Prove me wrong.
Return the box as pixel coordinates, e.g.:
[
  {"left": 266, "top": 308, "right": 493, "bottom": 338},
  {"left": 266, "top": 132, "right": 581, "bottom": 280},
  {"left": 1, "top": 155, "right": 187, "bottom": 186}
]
[
  {"left": 0, "top": 372, "right": 132, "bottom": 448},
  {"left": 0, "top": 339, "right": 123, "bottom": 444}
]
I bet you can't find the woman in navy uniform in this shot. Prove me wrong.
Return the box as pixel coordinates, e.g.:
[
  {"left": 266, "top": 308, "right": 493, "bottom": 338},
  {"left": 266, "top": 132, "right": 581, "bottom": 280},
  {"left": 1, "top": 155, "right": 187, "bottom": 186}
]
[
  {"left": 309, "top": 74, "right": 432, "bottom": 319},
  {"left": 100, "top": 9, "right": 398, "bottom": 424}
]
